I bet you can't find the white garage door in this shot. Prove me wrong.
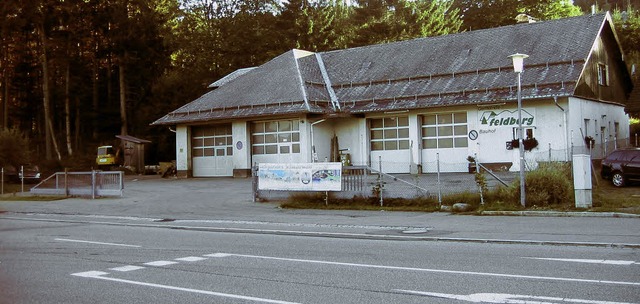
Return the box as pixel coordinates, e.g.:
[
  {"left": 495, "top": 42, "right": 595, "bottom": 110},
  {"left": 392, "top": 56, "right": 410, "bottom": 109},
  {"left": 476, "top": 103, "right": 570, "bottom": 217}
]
[
  {"left": 420, "top": 112, "right": 469, "bottom": 173},
  {"left": 192, "top": 125, "right": 233, "bottom": 177},
  {"left": 370, "top": 116, "right": 411, "bottom": 174}
]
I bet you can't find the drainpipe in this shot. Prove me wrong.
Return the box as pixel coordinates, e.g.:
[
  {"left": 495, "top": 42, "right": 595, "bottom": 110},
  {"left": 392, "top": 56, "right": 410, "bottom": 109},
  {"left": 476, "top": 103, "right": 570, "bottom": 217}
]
[
  {"left": 554, "top": 96, "right": 569, "bottom": 161},
  {"left": 310, "top": 119, "right": 326, "bottom": 162}
]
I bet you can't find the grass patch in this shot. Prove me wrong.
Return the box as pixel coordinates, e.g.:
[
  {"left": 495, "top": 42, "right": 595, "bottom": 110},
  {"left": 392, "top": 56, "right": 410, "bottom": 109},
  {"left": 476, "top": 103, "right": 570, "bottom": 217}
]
[
  {"left": 0, "top": 195, "right": 66, "bottom": 202},
  {"left": 281, "top": 192, "right": 441, "bottom": 212}
]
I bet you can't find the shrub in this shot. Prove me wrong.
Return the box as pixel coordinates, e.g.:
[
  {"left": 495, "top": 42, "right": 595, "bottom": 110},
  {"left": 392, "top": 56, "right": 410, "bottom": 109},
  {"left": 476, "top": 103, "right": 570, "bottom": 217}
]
[{"left": 514, "top": 162, "right": 573, "bottom": 207}]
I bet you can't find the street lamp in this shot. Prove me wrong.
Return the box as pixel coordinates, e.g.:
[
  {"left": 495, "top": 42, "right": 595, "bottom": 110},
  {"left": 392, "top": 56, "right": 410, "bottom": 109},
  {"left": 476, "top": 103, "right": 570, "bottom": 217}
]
[{"left": 509, "top": 53, "right": 528, "bottom": 208}]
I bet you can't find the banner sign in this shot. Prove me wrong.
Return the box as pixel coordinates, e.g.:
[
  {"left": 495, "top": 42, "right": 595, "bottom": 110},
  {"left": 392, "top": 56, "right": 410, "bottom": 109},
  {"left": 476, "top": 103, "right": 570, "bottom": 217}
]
[{"left": 258, "top": 162, "right": 342, "bottom": 191}]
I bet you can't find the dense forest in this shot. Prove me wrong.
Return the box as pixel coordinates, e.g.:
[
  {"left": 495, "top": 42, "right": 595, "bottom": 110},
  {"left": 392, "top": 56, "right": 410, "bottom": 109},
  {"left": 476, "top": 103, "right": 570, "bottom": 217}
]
[{"left": 0, "top": 0, "right": 638, "bottom": 169}]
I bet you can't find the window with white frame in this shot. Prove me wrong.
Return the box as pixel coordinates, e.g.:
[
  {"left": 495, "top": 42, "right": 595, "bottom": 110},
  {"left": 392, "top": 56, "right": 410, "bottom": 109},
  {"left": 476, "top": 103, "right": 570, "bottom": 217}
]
[
  {"left": 370, "top": 116, "right": 410, "bottom": 151},
  {"left": 597, "top": 63, "right": 609, "bottom": 86},
  {"left": 251, "top": 120, "right": 300, "bottom": 155},
  {"left": 421, "top": 112, "right": 468, "bottom": 149},
  {"left": 192, "top": 125, "right": 233, "bottom": 157}
]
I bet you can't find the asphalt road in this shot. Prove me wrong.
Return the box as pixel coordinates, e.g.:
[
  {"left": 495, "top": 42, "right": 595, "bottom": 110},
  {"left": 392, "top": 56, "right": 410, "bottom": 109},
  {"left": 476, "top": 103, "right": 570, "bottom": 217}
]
[
  {"left": 1, "top": 216, "right": 639, "bottom": 304},
  {"left": 1, "top": 176, "right": 639, "bottom": 303}
]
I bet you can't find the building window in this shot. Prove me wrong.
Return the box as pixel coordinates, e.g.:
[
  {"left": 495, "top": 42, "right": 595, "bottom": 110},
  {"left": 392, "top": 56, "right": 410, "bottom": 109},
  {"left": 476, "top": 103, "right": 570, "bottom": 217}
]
[
  {"left": 251, "top": 120, "right": 300, "bottom": 155},
  {"left": 421, "top": 112, "right": 468, "bottom": 149},
  {"left": 192, "top": 125, "right": 233, "bottom": 157},
  {"left": 370, "top": 116, "right": 410, "bottom": 151},
  {"left": 512, "top": 127, "right": 535, "bottom": 140},
  {"left": 598, "top": 63, "right": 609, "bottom": 86}
]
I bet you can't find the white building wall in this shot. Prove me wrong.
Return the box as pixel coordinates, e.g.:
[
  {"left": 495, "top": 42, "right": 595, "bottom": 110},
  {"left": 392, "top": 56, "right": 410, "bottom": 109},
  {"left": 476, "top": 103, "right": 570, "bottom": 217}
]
[
  {"left": 175, "top": 125, "right": 191, "bottom": 176},
  {"left": 334, "top": 118, "right": 362, "bottom": 165},
  {"left": 232, "top": 121, "right": 251, "bottom": 169},
  {"left": 567, "top": 96, "right": 629, "bottom": 157},
  {"left": 309, "top": 119, "right": 333, "bottom": 162}
]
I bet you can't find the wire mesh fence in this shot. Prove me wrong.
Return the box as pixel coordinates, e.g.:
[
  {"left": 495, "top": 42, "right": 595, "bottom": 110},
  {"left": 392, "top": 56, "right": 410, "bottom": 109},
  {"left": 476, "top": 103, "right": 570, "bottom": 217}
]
[{"left": 253, "top": 137, "right": 636, "bottom": 203}]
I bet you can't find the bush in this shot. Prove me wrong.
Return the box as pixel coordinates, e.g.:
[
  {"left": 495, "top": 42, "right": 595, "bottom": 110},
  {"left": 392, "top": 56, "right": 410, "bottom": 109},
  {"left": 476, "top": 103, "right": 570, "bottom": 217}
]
[
  {"left": 514, "top": 162, "right": 573, "bottom": 207},
  {"left": 0, "top": 128, "right": 31, "bottom": 168}
]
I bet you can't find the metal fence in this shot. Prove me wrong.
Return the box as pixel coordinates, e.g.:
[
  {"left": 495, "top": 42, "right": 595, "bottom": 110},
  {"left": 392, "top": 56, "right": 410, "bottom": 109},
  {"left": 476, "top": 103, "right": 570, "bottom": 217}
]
[
  {"left": 252, "top": 138, "right": 635, "bottom": 203},
  {"left": 30, "top": 171, "right": 124, "bottom": 198}
]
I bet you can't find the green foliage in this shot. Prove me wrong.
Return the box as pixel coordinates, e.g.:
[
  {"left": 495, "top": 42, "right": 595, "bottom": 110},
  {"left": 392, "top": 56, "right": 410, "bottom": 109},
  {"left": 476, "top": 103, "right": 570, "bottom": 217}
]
[
  {"left": 348, "top": 0, "right": 462, "bottom": 47},
  {"left": 454, "top": 0, "right": 582, "bottom": 30},
  {"left": 611, "top": 8, "right": 640, "bottom": 73},
  {"left": 513, "top": 162, "right": 573, "bottom": 207},
  {"left": 0, "top": 128, "right": 31, "bottom": 168}
]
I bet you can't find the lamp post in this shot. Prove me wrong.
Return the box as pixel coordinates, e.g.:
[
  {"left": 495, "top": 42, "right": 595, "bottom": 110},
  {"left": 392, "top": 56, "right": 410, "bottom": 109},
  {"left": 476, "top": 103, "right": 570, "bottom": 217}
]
[{"left": 509, "top": 53, "right": 528, "bottom": 208}]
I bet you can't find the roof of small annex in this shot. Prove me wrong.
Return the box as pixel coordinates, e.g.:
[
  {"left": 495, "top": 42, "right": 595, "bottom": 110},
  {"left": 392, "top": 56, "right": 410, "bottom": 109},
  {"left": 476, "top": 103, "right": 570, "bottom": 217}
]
[{"left": 152, "top": 13, "right": 617, "bottom": 126}]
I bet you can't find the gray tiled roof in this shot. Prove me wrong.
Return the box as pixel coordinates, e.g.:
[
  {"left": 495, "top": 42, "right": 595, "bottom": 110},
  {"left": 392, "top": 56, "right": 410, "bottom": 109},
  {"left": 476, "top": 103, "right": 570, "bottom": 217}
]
[{"left": 153, "top": 13, "right": 609, "bottom": 126}]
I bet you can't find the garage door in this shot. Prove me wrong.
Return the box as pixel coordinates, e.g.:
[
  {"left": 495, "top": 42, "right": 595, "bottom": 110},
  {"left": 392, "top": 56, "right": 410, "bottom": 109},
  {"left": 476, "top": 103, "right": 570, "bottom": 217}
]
[
  {"left": 192, "top": 125, "right": 233, "bottom": 177},
  {"left": 370, "top": 116, "right": 411, "bottom": 173}
]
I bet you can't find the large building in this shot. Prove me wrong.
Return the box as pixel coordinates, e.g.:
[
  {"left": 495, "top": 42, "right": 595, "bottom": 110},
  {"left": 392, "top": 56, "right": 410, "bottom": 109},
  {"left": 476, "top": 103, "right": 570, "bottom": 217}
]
[{"left": 153, "top": 13, "right": 635, "bottom": 178}]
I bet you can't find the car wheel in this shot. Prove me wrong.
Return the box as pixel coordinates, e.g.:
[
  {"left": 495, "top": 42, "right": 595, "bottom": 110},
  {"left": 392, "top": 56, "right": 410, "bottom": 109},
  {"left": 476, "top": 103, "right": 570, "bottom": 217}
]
[{"left": 611, "top": 172, "right": 625, "bottom": 187}]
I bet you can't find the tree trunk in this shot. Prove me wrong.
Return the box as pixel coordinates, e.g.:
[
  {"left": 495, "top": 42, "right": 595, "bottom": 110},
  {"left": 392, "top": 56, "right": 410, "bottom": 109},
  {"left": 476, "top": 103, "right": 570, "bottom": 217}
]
[
  {"left": 119, "top": 60, "right": 127, "bottom": 136},
  {"left": 37, "top": 24, "right": 61, "bottom": 161},
  {"left": 2, "top": 74, "right": 7, "bottom": 130},
  {"left": 64, "top": 63, "right": 73, "bottom": 156},
  {"left": 92, "top": 58, "right": 99, "bottom": 140}
]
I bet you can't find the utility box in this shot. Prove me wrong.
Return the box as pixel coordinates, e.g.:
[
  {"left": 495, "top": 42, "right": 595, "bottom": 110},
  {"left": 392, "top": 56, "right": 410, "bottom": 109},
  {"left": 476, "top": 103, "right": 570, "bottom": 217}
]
[{"left": 572, "top": 154, "right": 592, "bottom": 208}]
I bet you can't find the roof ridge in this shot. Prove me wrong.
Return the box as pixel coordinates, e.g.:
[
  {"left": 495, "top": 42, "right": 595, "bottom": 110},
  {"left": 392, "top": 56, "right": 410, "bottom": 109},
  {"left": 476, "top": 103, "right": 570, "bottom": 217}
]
[{"left": 320, "top": 13, "right": 607, "bottom": 57}]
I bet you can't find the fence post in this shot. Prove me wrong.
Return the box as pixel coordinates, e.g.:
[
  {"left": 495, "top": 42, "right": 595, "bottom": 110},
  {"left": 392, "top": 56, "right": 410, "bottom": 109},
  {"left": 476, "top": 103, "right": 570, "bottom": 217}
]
[
  {"left": 436, "top": 153, "right": 442, "bottom": 207},
  {"left": 20, "top": 165, "right": 24, "bottom": 193},
  {"left": 378, "top": 155, "right": 383, "bottom": 207},
  {"left": 1, "top": 167, "right": 3, "bottom": 195},
  {"left": 91, "top": 170, "right": 96, "bottom": 199},
  {"left": 251, "top": 164, "right": 257, "bottom": 203},
  {"left": 64, "top": 168, "right": 69, "bottom": 197}
]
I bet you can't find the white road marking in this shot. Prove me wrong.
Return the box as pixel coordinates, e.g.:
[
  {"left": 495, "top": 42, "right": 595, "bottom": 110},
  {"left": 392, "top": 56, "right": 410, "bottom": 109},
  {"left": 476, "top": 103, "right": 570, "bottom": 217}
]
[
  {"left": 55, "top": 238, "right": 141, "bottom": 248},
  {"left": 204, "top": 253, "right": 232, "bottom": 258},
  {"left": 72, "top": 271, "right": 109, "bottom": 277},
  {"left": 208, "top": 253, "right": 640, "bottom": 286},
  {"left": 71, "top": 270, "right": 300, "bottom": 304},
  {"left": 110, "top": 265, "right": 145, "bottom": 272},
  {"left": 524, "top": 257, "right": 638, "bottom": 265},
  {"left": 144, "top": 260, "right": 178, "bottom": 267},
  {"left": 175, "top": 256, "right": 207, "bottom": 262},
  {"left": 395, "top": 290, "right": 635, "bottom": 304}
]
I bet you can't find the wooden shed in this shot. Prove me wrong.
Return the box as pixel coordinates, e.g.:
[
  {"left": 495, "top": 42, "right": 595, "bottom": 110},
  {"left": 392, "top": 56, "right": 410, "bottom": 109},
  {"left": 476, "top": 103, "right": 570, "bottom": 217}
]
[{"left": 116, "top": 135, "right": 151, "bottom": 174}]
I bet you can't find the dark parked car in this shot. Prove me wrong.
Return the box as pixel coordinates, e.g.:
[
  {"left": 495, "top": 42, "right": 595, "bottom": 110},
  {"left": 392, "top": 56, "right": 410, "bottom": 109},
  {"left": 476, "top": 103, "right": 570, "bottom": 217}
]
[
  {"left": 600, "top": 148, "right": 640, "bottom": 187},
  {"left": 2, "top": 164, "right": 42, "bottom": 183}
]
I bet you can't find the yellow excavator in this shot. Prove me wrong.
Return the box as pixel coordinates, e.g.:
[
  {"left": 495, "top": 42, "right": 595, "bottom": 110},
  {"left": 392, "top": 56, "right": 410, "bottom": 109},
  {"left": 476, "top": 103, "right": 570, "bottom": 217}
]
[{"left": 96, "top": 145, "right": 121, "bottom": 170}]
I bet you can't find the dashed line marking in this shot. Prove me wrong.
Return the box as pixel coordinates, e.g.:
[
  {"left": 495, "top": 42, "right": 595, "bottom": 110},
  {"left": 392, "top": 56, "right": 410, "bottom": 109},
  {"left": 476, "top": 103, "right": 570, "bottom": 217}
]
[
  {"left": 55, "top": 238, "right": 141, "bottom": 248},
  {"left": 175, "top": 256, "right": 207, "bottom": 262},
  {"left": 110, "top": 265, "right": 145, "bottom": 272},
  {"left": 144, "top": 261, "right": 178, "bottom": 267},
  {"left": 204, "top": 253, "right": 232, "bottom": 258},
  {"left": 71, "top": 270, "right": 300, "bottom": 303}
]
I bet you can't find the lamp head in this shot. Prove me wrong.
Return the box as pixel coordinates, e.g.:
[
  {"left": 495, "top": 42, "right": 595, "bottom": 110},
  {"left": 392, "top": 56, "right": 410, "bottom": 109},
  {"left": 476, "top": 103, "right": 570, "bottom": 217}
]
[{"left": 509, "top": 53, "right": 529, "bottom": 73}]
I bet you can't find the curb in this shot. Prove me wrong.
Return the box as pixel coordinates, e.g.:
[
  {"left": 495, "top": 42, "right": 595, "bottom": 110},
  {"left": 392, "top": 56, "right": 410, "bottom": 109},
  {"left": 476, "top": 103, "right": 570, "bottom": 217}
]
[{"left": 480, "top": 211, "right": 640, "bottom": 218}]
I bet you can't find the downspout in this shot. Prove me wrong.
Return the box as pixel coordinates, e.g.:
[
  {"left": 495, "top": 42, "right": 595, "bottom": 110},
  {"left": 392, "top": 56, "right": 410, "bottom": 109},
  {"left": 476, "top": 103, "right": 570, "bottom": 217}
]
[
  {"left": 554, "top": 96, "right": 569, "bottom": 161},
  {"left": 311, "top": 119, "right": 326, "bottom": 162}
]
